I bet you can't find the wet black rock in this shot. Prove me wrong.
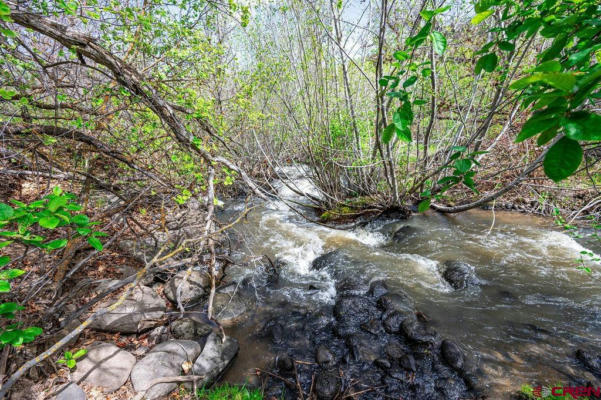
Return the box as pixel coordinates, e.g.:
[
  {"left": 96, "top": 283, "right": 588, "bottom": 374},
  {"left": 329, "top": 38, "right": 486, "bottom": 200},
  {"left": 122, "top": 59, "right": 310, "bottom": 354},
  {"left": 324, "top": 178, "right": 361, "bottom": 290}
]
[
  {"left": 377, "top": 292, "right": 414, "bottom": 316},
  {"left": 311, "top": 250, "right": 347, "bottom": 271},
  {"left": 400, "top": 353, "right": 417, "bottom": 372},
  {"left": 368, "top": 280, "right": 389, "bottom": 298},
  {"left": 314, "top": 369, "right": 341, "bottom": 400},
  {"left": 375, "top": 358, "right": 391, "bottom": 370},
  {"left": 259, "top": 282, "right": 477, "bottom": 400},
  {"left": 442, "top": 261, "right": 479, "bottom": 290},
  {"left": 401, "top": 317, "right": 439, "bottom": 345},
  {"left": 334, "top": 295, "right": 378, "bottom": 337},
  {"left": 335, "top": 277, "right": 368, "bottom": 296},
  {"left": 392, "top": 225, "right": 420, "bottom": 243},
  {"left": 276, "top": 353, "right": 294, "bottom": 372},
  {"left": 441, "top": 340, "right": 464, "bottom": 371},
  {"left": 346, "top": 333, "right": 381, "bottom": 363},
  {"left": 316, "top": 345, "right": 336, "bottom": 368},
  {"left": 361, "top": 318, "right": 383, "bottom": 335},
  {"left": 576, "top": 349, "right": 601, "bottom": 376},
  {"left": 385, "top": 340, "right": 405, "bottom": 359},
  {"left": 383, "top": 310, "right": 407, "bottom": 333}
]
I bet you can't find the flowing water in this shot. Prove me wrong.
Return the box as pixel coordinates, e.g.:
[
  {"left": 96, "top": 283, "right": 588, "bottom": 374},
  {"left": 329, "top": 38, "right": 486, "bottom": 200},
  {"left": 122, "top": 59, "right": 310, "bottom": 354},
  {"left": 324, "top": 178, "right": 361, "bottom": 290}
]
[{"left": 219, "top": 166, "right": 601, "bottom": 398}]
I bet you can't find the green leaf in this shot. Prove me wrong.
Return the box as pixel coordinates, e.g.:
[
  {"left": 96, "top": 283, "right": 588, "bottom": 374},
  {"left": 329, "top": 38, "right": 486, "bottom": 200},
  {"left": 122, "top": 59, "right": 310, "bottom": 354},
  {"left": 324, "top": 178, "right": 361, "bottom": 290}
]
[
  {"left": 0, "top": 203, "right": 14, "bottom": 220},
  {"left": 475, "top": 53, "right": 498, "bottom": 74},
  {"left": 430, "top": 31, "right": 447, "bottom": 55},
  {"left": 454, "top": 159, "right": 472, "bottom": 173},
  {"left": 498, "top": 41, "right": 515, "bottom": 52},
  {"left": 0, "top": 302, "right": 24, "bottom": 315},
  {"left": 471, "top": 10, "right": 494, "bottom": 25},
  {"left": 0, "top": 256, "right": 9, "bottom": 268},
  {"left": 47, "top": 196, "right": 67, "bottom": 212},
  {"left": 534, "top": 60, "right": 561, "bottom": 72},
  {"left": 73, "top": 348, "right": 87, "bottom": 359},
  {"left": 0, "top": 269, "right": 25, "bottom": 280},
  {"left": 393, "top": 51, "right": 409, "bottom": 61},
  {"left": 0, "top": 1, "right": 11, "bottom": 15},
  {"left": 418, "top": 199, "right": 431, "bottom": 213},
  {"left": 0, "top": 281, "right": 9, "bottom": 293},
  {"left": 543, "top": 137, "right": 582, "bottom": 182},
  {"left": 403, "top": 76, "right": 418, "bottom": 88},
  {"left": 39, "top": 216, "right": 60, "bottom": 229},
  {"left": 0, "top": 89, "right": 16, "bottom": 100},
  {"left": 71, "top": 214, "right": 90, "bottom": 227},
  {"left": 0, "top": 330, "right": 18, "bottom": 344},
  {"left": 67, "top": 359, "right": 76, "bottom": 368},
  {"left": 510, "top": 72, "right": 576, "bottom": 92},
  {"left": 382, "top": 124, "right": 395, "bottom": 144},
  {"left": 0, "top": 241, "right": 12, "bottom": 249},
  {"left": 45, "top": 239, "right": 68, "bottom": 250},
  {"left": 396, "top": 126, "right": 412, "bottom": 143},
  {"left": 537, "top": 127, "right": 560, "bottom": 145},
  {"left": 87, "top": 236, "right": 103, "bottom": 251},
  {"left": 515, "top": 115, "right": 560, "bottom": 143},
  {"left": 563, "top": 112, "right": 601, "bottom": 141}
]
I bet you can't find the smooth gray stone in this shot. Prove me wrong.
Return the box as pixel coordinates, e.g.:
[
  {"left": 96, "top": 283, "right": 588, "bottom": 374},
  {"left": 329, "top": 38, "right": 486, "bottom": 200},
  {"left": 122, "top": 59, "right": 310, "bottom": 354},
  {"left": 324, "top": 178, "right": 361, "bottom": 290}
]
[{"left": 72, "top": 342, "right": 136, "bottom": 392}]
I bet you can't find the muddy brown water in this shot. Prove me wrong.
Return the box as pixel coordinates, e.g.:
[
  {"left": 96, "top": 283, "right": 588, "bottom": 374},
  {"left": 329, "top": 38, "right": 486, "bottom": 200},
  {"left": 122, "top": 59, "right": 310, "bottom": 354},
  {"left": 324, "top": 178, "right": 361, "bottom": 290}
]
[{"left": 218, "top": 170, "right": 601, "bottom": 398}]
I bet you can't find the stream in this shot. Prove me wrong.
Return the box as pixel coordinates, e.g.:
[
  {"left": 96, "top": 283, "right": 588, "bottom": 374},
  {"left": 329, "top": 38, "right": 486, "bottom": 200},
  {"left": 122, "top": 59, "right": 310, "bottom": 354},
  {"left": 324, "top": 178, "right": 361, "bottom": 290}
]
[{"left": 218, "top": 167, "right": 601, "bottom": 399}]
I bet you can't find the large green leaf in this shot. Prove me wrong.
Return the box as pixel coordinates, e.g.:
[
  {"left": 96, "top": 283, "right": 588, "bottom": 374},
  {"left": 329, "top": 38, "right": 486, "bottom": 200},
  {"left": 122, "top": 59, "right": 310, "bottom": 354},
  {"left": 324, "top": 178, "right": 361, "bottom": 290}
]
[
  {"left": 0, "top": 203, "right": 14, "bottom": 220},
  {"left": 382, "top": 123, "right": 395, "bottom": 144},
  {"left": 471, "top": 10, "right": 494, "bottom": 25},
  {"left": 0, "top": 269, "right": 25, "bottom": 280},
  {"left": 45, "top": 239, "right": 68, "bottom": 250},
  {"left": 430, "top": 31, "right": 447, "bottom": 55},
  {"left": 543, "top": 137, "right": 582, "bottom": 182},
  {"left": 475, "top": 53, "right": 498, "bottom": 74},
  {"left": 0, "top": 281, "right": 10, "bottom": 293},
  {"left": 418, "top": 199, "right": 431, "bottom": 213},
  {"left": 454, "top": 159, "right": 472, "bottom": 173},
  {"left": 39, "top": 216, "right": 60, "bottom": 229},
  {"left": 396, "top": 126, "right": 412, "bottom": 143},
  {"left": 47, "top": 196, "right": 67, "bottom": 212},
  {"left": 403, "top": 76, "right": 418, "bottom": 88},
  {"left": 515, "top": 115, "right": 560, "bottom": 142},
  {"left": 563, "top": 111, "right": 601, "bottom": 141},
  {"left": 0, "top": 256, "right": 9, "bottom": 267},
  {"left": 510, "top": 72, "right": 576, "bottom": 92},
  {"left": 87, "top": 236, "right": 103, "bottom": 251}
]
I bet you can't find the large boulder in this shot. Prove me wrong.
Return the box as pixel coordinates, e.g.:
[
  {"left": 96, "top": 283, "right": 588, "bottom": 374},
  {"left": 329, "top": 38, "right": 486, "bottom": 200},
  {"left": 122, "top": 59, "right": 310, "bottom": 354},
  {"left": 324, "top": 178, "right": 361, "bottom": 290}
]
[
  {"left": 212, "top": 291, "right": 248, "bottom": 327},
  {"left": 442, "top": 261, "right": 479, "bottom": 290},
  {"left": 131, "top": 340, "right": 202, "bottom": 399},
  {"left": 163, "top": 269, "right": 210, "bottom": 305},
  {"left": 89, "top": 286, "right": 166, "bottom": 333},
  {"left": 72, "top": 342, "right": 136, "bottom": 392},
  {"left": 311, "top": 250, "right": 348, "bottom": 271},
  {"left": 190, "top": 332, "right": 239, "bottom": 388}
]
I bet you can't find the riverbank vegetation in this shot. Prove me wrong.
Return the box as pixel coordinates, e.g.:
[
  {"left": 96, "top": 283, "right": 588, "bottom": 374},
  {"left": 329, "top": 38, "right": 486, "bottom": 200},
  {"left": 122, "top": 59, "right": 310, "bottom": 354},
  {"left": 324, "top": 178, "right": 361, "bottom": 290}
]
[{"left": 0, "top": 0, "right": 600, "bottom": 398}]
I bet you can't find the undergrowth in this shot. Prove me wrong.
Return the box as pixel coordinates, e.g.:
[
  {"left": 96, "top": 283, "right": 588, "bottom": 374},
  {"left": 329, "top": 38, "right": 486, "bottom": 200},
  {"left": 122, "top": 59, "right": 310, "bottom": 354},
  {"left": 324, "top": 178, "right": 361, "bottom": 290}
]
[{"left": 196, "top": 384, "right": 263, "bottom": 400}]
